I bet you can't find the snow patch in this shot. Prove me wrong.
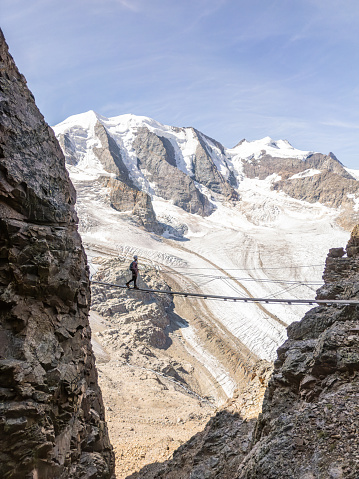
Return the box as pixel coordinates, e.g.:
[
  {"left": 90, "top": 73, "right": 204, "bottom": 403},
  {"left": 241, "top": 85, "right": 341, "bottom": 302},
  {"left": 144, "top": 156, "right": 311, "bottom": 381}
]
[
  {"left": 345, "top": 168, "right": 359, "bottom": 180},
  {"left": 347, "top": 193, "right": 359, "bottom": 211},
  {"left": 227, "top": 136, "right": 313, "bottom": 161},
  {"left": 288, "top": 169, "right": 321, "bottom": 180}
]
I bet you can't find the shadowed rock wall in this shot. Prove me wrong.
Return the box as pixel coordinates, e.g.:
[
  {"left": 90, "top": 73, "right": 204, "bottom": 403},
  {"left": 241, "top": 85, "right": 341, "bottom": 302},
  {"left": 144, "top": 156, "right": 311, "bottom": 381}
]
[
  {"left": 0, "top": 30, "right": 115, "bottom": 478},
  {"left": 237, "top": 227, "right": 359, "bottom": 478}
]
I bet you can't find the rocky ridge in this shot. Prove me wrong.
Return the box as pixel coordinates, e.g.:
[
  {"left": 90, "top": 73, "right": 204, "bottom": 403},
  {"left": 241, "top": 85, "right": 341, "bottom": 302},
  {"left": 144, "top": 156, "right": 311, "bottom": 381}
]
[
  {"left": 244, "top": 151, "right": 359, "bottom": 228},
  {"left": 58, "top": 118, "right": 162, "bottom": 233},
  {"left": 0, "top": 30, "right": 114, "bottom": 478},
  {"left": 54, "top": 112, "right": 359, "bottom": 230},
  {"left": 237, "top": 225, "right": 359, "bottom": 478}
]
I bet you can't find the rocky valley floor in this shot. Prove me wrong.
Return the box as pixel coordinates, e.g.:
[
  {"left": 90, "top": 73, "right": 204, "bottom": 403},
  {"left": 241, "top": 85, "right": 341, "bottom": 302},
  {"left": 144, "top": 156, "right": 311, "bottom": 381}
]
[
  {"left": 89, "top": 258, "right": 271, "bottom": 478},
  {"left": 94, "top": 324, "right": 215, "bottom": 478}
]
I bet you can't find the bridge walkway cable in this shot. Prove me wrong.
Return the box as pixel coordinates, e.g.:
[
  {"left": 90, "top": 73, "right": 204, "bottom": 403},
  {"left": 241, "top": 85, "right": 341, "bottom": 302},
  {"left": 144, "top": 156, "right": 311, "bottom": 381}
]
[{"left": 91, "top": 281, "right": 359, "bottom": 306}]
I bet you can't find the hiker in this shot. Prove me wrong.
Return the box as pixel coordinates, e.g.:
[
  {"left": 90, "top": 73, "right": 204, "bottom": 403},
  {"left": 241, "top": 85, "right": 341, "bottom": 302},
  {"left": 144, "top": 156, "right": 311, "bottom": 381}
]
[{"left": 126, "top": 255, "right": 139, "bottom": 289}]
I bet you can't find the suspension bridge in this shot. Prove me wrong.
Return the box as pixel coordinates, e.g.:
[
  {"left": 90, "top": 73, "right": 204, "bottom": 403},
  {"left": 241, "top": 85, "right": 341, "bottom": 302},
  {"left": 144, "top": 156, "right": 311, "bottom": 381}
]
[{"left": 91, "top": 280, "right": 359, "bottom": 306}]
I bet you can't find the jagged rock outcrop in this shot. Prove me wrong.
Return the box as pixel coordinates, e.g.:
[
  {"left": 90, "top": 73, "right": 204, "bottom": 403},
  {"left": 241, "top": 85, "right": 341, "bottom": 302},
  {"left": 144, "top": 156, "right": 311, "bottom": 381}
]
[
  {"left": 242, "top": 152, "right": 354, "bottom": 182},
  {"left": 129, "top": 226, "right": 359, "bottom": 478},
  {"left": 191, "top": 128, "right": 238, "bottom": 198},
  {"left": 93, "top": 121, "right": 164, "bottom": 233},
  {"left": 100, "top": 176, "right": 163, "bottom": 234},
  {"left": 237, "top": 226, "right": 359, "bottom": 478},
  {"left": 57, "top": 132, "right": 79, "bottom": 166},
  {"left": 273, "top": 169, "right": 359, "bottom": 207},
  {"left": 93, "top": 121, "right": 134, "bottom": 186},
  {"left": 133, "top": 127, "right": 214, "bottom": 216},
  {"left": 0, "top": 30, "right": 115, "bottom": 478}
]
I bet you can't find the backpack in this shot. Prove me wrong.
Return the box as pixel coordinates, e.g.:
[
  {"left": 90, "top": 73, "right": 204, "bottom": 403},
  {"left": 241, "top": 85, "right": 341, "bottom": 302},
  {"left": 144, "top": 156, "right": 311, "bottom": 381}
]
[{"left": 129, "top": 261, "right": 135, "bottom": 271}]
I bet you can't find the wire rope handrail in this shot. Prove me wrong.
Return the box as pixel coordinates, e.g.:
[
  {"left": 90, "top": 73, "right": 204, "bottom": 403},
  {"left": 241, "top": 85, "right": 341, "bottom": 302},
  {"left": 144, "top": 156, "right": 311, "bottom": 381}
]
[{"left": 91, "top": 281, "right": 359, "bottom": 306}]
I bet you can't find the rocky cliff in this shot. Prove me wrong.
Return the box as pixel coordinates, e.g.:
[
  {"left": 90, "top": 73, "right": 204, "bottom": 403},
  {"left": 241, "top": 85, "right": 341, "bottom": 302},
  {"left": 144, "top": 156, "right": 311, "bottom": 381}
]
[
  {"left": 237, "top": 226, "right": 359, "bottom": 478},
  {"left": 130, "top": 225, "right": 359, "bottom": 478},
  {"left": 0, "top": 30, "right": 115, "bottom": 478},
  {"left": 100, "top": 176, "right": 163, "bottom": 234},
  {"left": 132, "top": 127, "right": 214, "bottom": 216}
]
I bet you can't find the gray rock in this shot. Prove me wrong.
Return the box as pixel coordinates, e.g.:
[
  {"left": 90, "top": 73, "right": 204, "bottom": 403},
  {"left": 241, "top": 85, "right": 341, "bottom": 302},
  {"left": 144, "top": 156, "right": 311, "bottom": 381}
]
[
  {"left": 133, "top": 127, "right": 214, "bottom": 216},
  {"left": 93, "top": 120, "right": 134, "bottom": 186},
  {"left": 100, "top": 176, "right": 163, "bottom": 234},
  {"left": 0, "top": 29, "right": 114, "bottom": 478},
  {"left": 191, "top": 128, "right": 238, "bottom": 198},
  {"left": 243, "top": 152, "right": 359, "bottom": 229}
]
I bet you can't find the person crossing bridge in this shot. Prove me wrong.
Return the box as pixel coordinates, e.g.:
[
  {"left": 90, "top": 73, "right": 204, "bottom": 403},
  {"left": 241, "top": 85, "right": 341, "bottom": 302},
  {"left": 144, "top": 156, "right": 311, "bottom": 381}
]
[{"left": 126, "top": 255, "right": 139, "bottom": 289}]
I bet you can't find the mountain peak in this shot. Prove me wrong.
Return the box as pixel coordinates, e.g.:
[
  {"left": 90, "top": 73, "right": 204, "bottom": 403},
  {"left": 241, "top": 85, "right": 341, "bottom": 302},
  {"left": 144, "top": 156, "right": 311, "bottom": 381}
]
[
  {"left": 106, "top": 113, "right": 168, "bottom": 132},
  {"left": 229, "top": 136, "right": 312, "bottom": 161},
  {"left": 54, "top": 109, "right": 105, "bottom": 133}
]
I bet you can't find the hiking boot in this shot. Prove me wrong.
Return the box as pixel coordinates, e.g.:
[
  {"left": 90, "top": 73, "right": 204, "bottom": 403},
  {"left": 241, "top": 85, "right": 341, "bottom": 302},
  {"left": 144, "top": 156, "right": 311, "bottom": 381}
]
[
  {"left": 134, "top": 286, "right": 139, "bottom": 289},
  {"left": 126, "top": 283, "right": 130, "bottom": 289}
]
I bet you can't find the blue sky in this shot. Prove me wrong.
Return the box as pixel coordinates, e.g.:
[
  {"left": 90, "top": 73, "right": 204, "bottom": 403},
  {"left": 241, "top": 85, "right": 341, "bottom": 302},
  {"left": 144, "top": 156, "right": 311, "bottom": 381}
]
[{"left": 2, "top": 0, "right": 359, "bottom": 168}]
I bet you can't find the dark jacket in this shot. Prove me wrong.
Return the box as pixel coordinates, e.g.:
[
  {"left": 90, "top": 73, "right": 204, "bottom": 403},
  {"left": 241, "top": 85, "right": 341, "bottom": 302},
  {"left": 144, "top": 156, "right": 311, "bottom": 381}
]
[{"left": 130, "top": 260, "right": 138, "bottom": 275}]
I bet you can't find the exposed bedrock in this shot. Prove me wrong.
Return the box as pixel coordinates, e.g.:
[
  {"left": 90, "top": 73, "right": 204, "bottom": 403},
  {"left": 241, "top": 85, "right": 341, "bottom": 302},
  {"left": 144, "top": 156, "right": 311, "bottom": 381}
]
[
  {"left": 237, "top": 225, "right": 359, "bottom": 478},
  {"left": 0, "top": 30, "right": 115, "bottom": 478},
  {"left": 133, "top": 127, "right": 214, "bottom": 216},
  {"left": 243, "top": 152, "right": 359, "bottom": 228},
  {"left": 242, "top": 152, "right": 355, "bottom": 182},
  {"left": 93, "top": 121, "right": 134, "bottom": 187},
  {"left": 57, "top": 131, "right": 79, "bottom": 167},
  {"left": 191, "top": 128, "right": 239, "bottom": 199},
  {"left": 100, "top": 176, "right": 163, "bottom": 234}
]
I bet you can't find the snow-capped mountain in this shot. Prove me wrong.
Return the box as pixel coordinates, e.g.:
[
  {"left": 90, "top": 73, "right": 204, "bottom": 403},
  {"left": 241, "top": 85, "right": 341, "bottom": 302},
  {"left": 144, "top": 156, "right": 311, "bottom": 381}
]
[
  {"left": 54, "top": 110, "right": 359, "bottom": 226},
  {"left": 53, "top": 111, "right": 358, "bottom": 375}
]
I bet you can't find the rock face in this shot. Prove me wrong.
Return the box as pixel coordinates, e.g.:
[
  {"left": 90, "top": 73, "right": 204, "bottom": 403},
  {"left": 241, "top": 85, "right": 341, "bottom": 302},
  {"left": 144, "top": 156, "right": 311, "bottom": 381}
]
[
  {"left": 237, "top": 226, "right": 359, "bottom": 478},
  {"left": 0, "top": 30, "right": 115, "bottom": 478},
  {"left": 243, "top": 152, "right": 359, "bottom": 227},
  {"left": 130, "top": 226, "right": 359, "bottom": 478},
  {"left": 93, "top": 121, "right": 134, "bottom": 186},
  {"left": 93, "top": 121, "right": 163, "bottom": 233},
  {"left": 100, "top": 176, "right": 163, "bottom": 234},
  {"left": 242, "top": 152, "right": 354, "bottom": 182},
  {"left": 57, "top": 132, "right": 79, "bottom": 166},
  {"left": 190, "top": 128, "right": 238, "bottom": 198},
  {"left": 132, "top": 127, "right": 214, "bottom": 216}
]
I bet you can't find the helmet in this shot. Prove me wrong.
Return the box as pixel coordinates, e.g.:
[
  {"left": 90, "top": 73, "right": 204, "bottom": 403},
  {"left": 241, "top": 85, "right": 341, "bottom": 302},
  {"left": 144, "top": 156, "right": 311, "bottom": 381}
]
[{"left": 133, "top": 255, "right": 138, "bottom": 260}]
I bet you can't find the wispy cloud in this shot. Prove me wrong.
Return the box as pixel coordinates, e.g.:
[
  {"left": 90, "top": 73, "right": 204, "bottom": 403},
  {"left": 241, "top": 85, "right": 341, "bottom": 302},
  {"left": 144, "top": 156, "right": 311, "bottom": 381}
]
[
  {"left": 321, "top": 120, "right": 359, "bottom": 130},
  {"left": 116, "top": 0, "right": 141, "bottom": 11},
  {"left": 85, "top": 0, "right": 143, "bottom": 12}
]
